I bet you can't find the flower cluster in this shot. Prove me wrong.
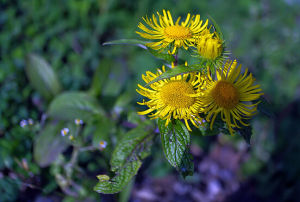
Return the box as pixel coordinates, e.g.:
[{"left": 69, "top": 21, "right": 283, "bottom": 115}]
[
  {"left": 136, "top": 10, "right": 263, "bottom": 135},
  {"left": 20, "top": 118, "right": 34, "bottom": 128},
  {"left": 136, "top": 10, "right": 225, "bottom": 61}
]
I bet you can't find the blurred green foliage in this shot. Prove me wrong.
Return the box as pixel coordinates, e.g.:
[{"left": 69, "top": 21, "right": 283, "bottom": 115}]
[{"left": 0, "top": 0, "right": 300, "bottom": 201}]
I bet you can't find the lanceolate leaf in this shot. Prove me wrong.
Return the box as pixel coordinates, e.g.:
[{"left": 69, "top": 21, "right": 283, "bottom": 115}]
[
  {"left": 199, "top": 117, "right": 228, "bottom": 136},
  {"left": 257, "top": 96, "right": 274, "bottom": 118},
  {"left": 147, "top": 48, "right": 175, "bottom": 63},
  {"left": 94, "top": 160, "right": 141, "bottom": 194},
  {"left": 110, "top": 123, "right": 153, "bottom": 171},
  {"left": 146, "top": 65, "right": 202, "bottom": 86},
  {"left": 102, "top": 39, "right": 147, "bottom": 49},
  {"left": 119, "top": 177, "right": 135, "bottom": 202},
  {"left": 102, "top": 39, "right": 177, "bottom": 63},
  {"left": 236, "top": 125, "right": 253, "bottom": 145},
  {"left": 34, "top": 122, "right": 69, "bottom": 167},
  {"left": 158, "top": 119, "right": 194, "bottom": 178},
  {"left": 48, "top": 92, "right": 104, "bottom": 121},
  {"left": 94, "top": 122, "right": 154, "bottom": 194},
  {"left": 26, "top": 54, "right": 62, "bottom": 100},
  {"left": 89, "top": 59, "right": 111, "bottom": 97},
  {"left": 92, "top": 116, "right": 114, "bottom": 147},
  {"left": 208, "top": 15, "right": 224, "bottom": 40}
]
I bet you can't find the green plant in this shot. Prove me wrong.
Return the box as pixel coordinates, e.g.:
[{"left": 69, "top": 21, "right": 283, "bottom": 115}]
[{"left": 92, "top": 10, "right": 269, "bottom": 194}]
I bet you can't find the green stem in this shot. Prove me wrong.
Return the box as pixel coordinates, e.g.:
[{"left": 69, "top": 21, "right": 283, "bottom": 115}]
[
  {"left": 174, "top": 52, "right": 178, "bottom": 66},
  {"left": 79, "top": 146, "right": 97, "bottom": 152},
  {"left": 65, "top": 146, "right": 79, "bottom": 180},
  {"left": 70, "top": 147, "right": 79, "bottom": 166}
]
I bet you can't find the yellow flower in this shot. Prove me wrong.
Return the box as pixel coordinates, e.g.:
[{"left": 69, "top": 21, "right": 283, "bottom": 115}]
[
  {"left": 136, "top": 10, "right": 208, "bottom": 54},
  {"left": 202, "top": 60, "right": 263, "bottom": 135},
  {"left": 196, "top": 29, "right": 224, "bottom": 60},
  {"left": 136, "top": 65, "right": 205, "bottom": 131}
]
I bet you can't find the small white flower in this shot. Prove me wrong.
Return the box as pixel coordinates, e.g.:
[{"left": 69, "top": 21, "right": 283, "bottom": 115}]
[
  {"left": 198, "top": 119, "right": 206, "bottom": 124},
  {"left": 69, "top": 135, "right": 74, "bottom": 140},
  {"left": 74, "top": 119, "right": 83, "bottom": 125},
  {"left": 28, "top": 118, "right": 34, "bottom": 125},
  {"left": 99, "top": 141, "right": 107, "bottom": 150},
  {"left": 61, "top": 128, "right": 69, "bottom": 136},
  {"left": 20, "top": 120, "right": 28, "bottom": 128}
]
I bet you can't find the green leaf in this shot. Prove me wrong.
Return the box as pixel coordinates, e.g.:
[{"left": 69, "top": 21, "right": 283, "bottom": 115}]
[
  {"left": 236, "top": 125, "right": 253, "bottom": 145},
  {"left": 257, "top": 96, "right": 274, "bottom": 118},
  {"left": 199, "top": 118, "right": 226, "bottom": 136},
  {"left": 208, "top": 15, "right": 224, "bottom": 40},
  {"left": 92, "top": 116, "right": 114, "bottom": 147},
  {"left": 199, "top": 117, "right": 252, "bottom": 143},
  {"left": 26, "top": 54, "right": 62, "bottom": 100},
  {"left": 199, "top": 123, "right": 220, "bottom": 136},
  {"left": 94, "top": 122, "right": 154, "bottom": 194},
  {"left": 34, "top": 122, "right": 69, "bottom": 167},
  {"left": 146, "top": 65, "right": 201, "bottom": 86},
  {"left": 89, "top": 59, "right": 111, "bottom": 97},
  {"left": 147, "top": 48, "right": 175, "bottom": 63},
  {"left": 101, "top": 60, "right": 129, "bottom": 97},
  {"left": 103, "top": 39, "right": 175, "bottom": 63},
  {"left": 48, "top": 92, "right": 104, "bottom": 121},
  {"left": 119, "top": 177, "right": 135, "bottom": 202},
  {"left": 158, "top": 119, "right": 194, "bottom": 178},
  {"left": 110, "top": 122, "right": 153, "bottom": 171},
  {"left": 94, "top": 160, "right": 141, "bottom": 194},
  {"left": 102, "top": 39, "right": 147, "bottom": 49},
  {"left": 113, "top": 92, "right": 132, "bottom": 115}
]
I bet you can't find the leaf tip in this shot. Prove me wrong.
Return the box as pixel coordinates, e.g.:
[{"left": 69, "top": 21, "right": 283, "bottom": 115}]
[{"left": 97, "top": 174, "right": 110, "bottom": 181}]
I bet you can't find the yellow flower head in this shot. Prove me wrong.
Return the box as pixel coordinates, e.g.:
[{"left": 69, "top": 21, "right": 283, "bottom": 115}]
[
  {"left": 196, "top": 29, "right": 223, "bottom": 60},
  {"left": 136, "top": 10, "right": 208, "bottom": 54},
  {"left": 203, "top": 60, "right": 263, "bottom": 135},
  {"left": 136, "top": 65, "right": 205, "bottom": 131}
]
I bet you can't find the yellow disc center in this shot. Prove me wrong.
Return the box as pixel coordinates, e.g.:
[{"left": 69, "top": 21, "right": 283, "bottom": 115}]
[
  {"left": 160, "top": 81, "right": 195, "bottom": 108},
  {"left": 212, "top": 81, "right": 239, "bottom": 109},
  {"left": 164, "top": 25, "right": 192, "bottom": 40}
]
